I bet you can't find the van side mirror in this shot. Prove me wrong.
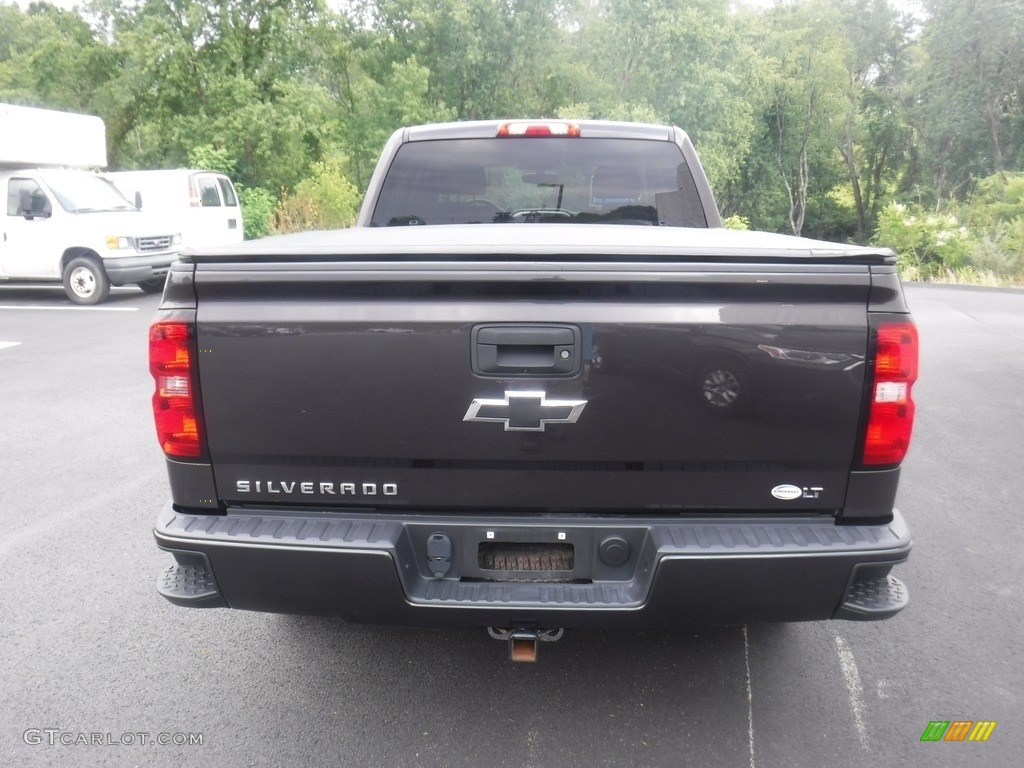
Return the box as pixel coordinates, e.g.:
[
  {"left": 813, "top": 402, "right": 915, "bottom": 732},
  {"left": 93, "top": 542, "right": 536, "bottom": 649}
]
[
  {"left": 18, "top": 188, "right": 50, "bottom": 219},
  {"left": 18, "top": 188, "right": 32, "bottom": 217},
  {"left": 134, "top": 190, "right": 143, "bottom": 210}
]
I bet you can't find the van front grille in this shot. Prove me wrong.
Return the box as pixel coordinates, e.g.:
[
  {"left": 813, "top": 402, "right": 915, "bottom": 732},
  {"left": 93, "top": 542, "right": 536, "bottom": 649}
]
[{"left": 138, "top": 235, "right": 173, "bottom": 252}]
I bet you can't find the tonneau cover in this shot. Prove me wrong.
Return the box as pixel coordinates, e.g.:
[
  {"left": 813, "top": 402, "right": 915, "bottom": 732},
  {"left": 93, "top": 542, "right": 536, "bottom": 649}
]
[{"left": 182, "top": 224, "right": 897, "bottom": 265}]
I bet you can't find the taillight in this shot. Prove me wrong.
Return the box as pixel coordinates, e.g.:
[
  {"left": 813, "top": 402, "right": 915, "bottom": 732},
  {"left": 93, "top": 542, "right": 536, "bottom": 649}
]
[
  {"left": 150, "top": 321, "right": 204, "bottom": 458},
  {"left": 187, "top": 176, "right": 201, "bottom": 208},
  {"left": 496, "top": 121, "right": 581, "bottom": 137},
  {"left": 861, "top": 319, "right": 918, "bottom": 466}
]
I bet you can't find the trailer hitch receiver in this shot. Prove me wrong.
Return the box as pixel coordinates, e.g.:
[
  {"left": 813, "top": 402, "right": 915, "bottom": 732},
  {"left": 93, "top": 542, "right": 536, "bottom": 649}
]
[{"left": 487, "top": 627, "right": 564, "bottom": 662}]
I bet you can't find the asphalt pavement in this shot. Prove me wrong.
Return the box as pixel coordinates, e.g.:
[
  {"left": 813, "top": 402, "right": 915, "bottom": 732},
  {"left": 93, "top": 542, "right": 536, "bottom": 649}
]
[{"left": 0, "top": 281, "right": 1020, "bottom": 767}]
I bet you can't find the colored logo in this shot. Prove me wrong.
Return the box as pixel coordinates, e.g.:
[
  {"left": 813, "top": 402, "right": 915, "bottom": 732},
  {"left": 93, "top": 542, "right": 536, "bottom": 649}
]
[{"left": 920, "top": 720, "right": 997, "bottom": 742}]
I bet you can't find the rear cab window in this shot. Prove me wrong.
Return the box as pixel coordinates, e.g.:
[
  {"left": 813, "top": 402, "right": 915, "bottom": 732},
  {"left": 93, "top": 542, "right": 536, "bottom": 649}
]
[{"left": 370, "top": 138, "right": 707, "bottom": 228}]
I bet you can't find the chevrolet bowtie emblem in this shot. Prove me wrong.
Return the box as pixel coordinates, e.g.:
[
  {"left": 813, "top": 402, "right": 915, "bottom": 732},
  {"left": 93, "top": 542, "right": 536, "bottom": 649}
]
[{"left": 463, "top": 391, "right": 587, "bottom": 432}]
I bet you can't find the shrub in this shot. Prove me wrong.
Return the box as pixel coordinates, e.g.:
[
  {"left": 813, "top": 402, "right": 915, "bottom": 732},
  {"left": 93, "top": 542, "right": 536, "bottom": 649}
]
[
  {"left": 274, "top": 160, "right": 362, "bottom": 234},
  {"left": 722, "top": 214, "right": 750, "bottom": 230},
  {"left": 873, "top": 202, "right": 972, "bottom": 278},
  {"left": 238, "top": 186, "right": 276, "bottom": 240},
  {"left": 962, "top": 173, "right": 1024, "bottom": 277}
]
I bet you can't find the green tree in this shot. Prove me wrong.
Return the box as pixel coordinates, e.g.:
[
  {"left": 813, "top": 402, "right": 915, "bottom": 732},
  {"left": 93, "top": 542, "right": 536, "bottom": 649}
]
[
  {"left": 338, "top": 55, "right": 455, "bottom": 189},
  {"left": 835, "top": 0, "right": 916, "bottom": 242},
  {"left": 188, "top": 144, "right": 237, "bottom": 175},
  {"left": 758, "top": 0, "right": 852, "bottom": 236},
  {"left": 369, "top": 0, "right": 576, "bottom": 120},
  {"left": 912, "top": 0, "right": 1024, "bottom": 198},
  {"left": 4, "top": 0, "right": 1017, "bottom": 250},
  {"left": 0, "top": 2, "right": 113, "bottom": 113},
  {"left": 94, "top": 0, "right": 349, "bottom": 193},
  {"left": 576, "top": 0, "right": 760, "bottom": 200}
]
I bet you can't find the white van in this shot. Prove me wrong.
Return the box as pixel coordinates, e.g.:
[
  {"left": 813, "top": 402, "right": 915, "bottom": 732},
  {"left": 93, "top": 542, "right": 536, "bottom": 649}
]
[
  {"left": 0, "top": 104, "right": 182, "bottom": 304},
  {"left": 105, "top": 169, "right": 244, "bottom": 249}
]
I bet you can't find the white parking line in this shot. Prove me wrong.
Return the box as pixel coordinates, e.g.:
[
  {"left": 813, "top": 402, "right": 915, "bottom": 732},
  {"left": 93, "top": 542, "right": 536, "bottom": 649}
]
[
  {"left": 743, "top": 625, "right": 756, "bottom": 768},
  {"left": 0, "top": 341, "right": 20, "bottom": 350},
  {"left": 0, "top": 305, "right": 137, "bottom": 312},
  {"left": 834, "top": 633, "right": 869, "bottom": 750}
]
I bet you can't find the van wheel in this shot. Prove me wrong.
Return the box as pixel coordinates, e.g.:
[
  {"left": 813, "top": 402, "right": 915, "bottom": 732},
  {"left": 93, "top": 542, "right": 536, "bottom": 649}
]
[
  {"left": 62, "top": 256, "right": 110, "bottom": 305},
  {"left": 137, "top": 277, "right": 165, "bottom": 294}
]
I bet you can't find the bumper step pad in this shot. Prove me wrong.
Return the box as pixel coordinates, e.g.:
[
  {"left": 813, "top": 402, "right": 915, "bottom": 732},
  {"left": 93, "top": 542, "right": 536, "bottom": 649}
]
[
  {"left": 835, "top": 574, "right": 908, "bottom": 620},
  {"left": 157, "top": 562, "right": 226, "bottom": 608}
]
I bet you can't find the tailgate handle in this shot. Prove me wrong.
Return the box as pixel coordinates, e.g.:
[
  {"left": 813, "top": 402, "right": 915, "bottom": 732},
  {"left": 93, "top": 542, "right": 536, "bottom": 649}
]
[{"left": 473, "top": 325, "right": 581, "bottom": 376}]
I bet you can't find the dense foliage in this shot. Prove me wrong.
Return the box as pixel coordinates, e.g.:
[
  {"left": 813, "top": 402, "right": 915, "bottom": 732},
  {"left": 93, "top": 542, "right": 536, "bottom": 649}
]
[{"left": 1, "top": 0, "right": 1022, "bottom": 279}]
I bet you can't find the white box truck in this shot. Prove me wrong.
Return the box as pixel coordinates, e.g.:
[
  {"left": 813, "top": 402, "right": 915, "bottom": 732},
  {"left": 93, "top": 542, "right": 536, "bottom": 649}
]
[{"left": 0, "top": 103, "right": 182, "bottom": 304}]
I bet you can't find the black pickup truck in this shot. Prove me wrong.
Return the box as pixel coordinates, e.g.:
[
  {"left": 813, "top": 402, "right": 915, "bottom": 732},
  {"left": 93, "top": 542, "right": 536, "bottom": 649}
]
[{"left": 150, "top": 120, "right": 916, "bottom": 660}]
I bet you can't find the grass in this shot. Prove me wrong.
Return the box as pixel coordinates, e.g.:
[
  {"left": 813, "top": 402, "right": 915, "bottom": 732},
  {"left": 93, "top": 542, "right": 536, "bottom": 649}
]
[{"left": 897, "top": 264, "right": 1024, "bottom": 289}]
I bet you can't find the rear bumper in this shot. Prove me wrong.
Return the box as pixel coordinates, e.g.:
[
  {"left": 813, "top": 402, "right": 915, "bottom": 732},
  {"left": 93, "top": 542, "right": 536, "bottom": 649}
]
[{"left": 154, "top": 504, "right": 911, "bottom": 628}]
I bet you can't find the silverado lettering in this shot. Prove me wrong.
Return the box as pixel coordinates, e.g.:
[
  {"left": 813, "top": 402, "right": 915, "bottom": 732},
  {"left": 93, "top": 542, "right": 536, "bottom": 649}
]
[
  {"left": 150, "top": 120, "right": 917, "bottom": 662},
  {"left": 235, "top": 480, "right": 400, "bottom": 496}
]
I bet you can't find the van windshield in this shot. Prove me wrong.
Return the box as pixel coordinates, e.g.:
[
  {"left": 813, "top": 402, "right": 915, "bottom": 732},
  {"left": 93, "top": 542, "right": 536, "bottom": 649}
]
[
  {"left": 370, "top": 137, "right": 708, "bottom": 227},
  {"left": 41, "top": 171, "right": 138, "bottom": 214}
]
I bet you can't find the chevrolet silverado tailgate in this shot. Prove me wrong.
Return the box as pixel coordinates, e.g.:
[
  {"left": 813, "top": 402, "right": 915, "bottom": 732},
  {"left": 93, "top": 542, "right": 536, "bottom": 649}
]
[{"left": 189, "top": 229, "right": 881, "bottom": 514}]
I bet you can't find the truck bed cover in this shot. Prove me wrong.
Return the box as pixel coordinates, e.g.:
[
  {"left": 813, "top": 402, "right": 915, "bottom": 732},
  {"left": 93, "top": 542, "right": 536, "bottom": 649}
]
[{"left": 181, "top": 224, "right": 897, "bottom": 265}]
